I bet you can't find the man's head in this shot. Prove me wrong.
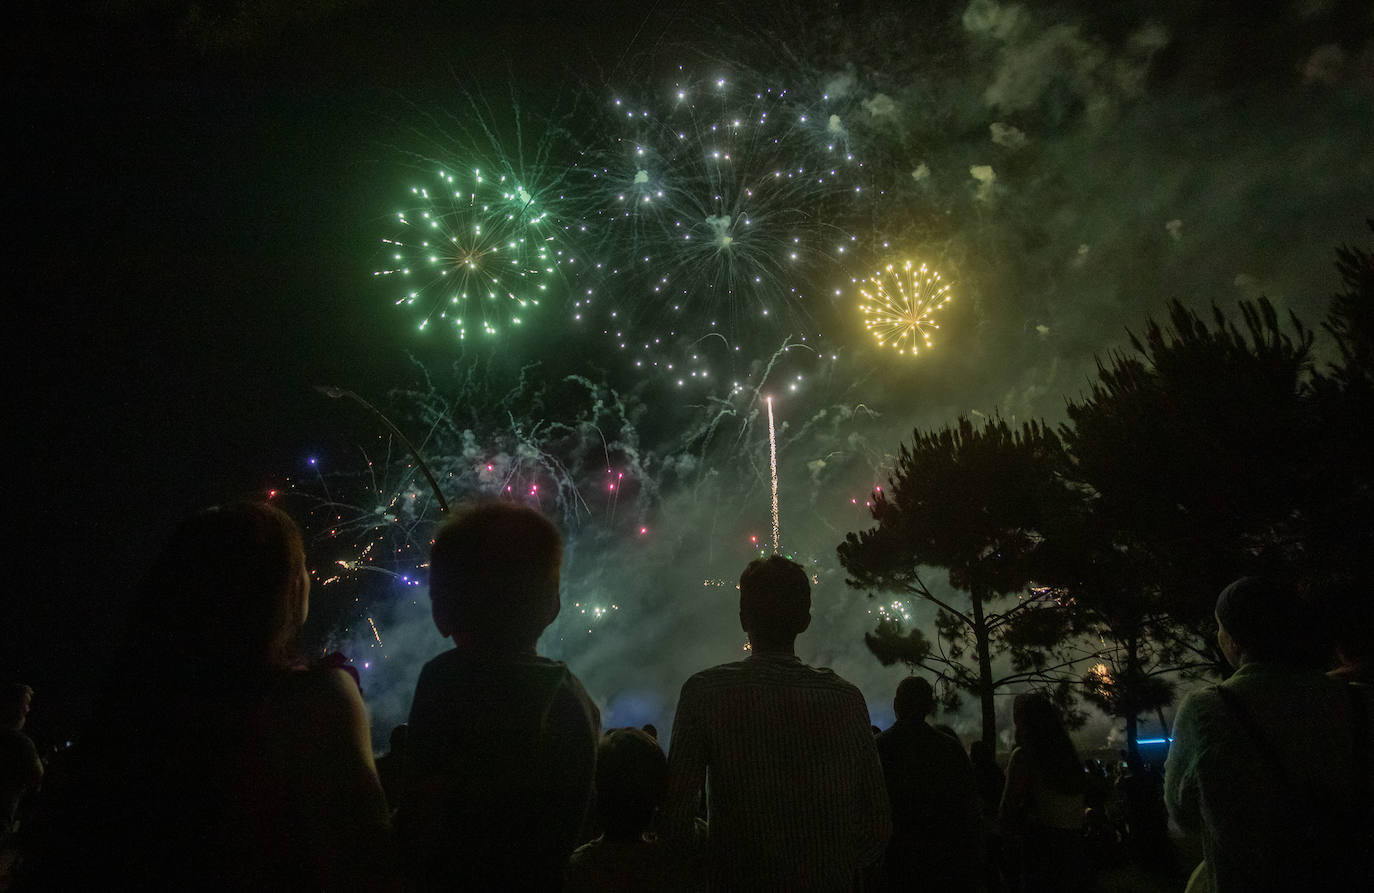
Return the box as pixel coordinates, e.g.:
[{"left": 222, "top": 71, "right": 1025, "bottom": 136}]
[
  {"left": 2, "top": 683, "right": 33, "bottom": 732},
  {"left": 893, "top": 675, "right": 935, "bottom": 722},
  {"left": 738, "top": 555, "right": 811, "bottom": 649},
  {"left": 429, "top": 502, "right": 563, "bottom": 650},
  {"left": 1215, "top": 575, "right": 1318, "bottom": 668}
]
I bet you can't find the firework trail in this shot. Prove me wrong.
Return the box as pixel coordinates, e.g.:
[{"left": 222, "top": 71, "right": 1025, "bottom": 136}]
[{"left": 767, "top": 395, "right": 780, "bottom": 553}]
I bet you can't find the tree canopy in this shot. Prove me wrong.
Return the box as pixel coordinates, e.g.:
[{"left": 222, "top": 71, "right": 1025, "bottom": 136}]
[
  {"left": 839, "top": 416, "right": 1087, "bottom": 745},
  {"left": 842, "top": 221, "right": 1374, "bottom": 754}
]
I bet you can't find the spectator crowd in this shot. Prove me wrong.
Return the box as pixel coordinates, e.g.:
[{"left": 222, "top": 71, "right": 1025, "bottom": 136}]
[{"left": 1, "top": 501, "right": 1370, "bottom": 891}]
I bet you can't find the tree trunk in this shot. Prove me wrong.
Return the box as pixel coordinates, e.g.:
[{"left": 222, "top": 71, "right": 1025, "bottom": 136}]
[
  {"left": 971, "top": 587, "right": 997, "bottom": 747},
  {"left": 1124, "top": 630, "right": 1140, "bottom": 762},
  {"left": 1156, "top": 705, "right": 1171, "bottom": 759}
]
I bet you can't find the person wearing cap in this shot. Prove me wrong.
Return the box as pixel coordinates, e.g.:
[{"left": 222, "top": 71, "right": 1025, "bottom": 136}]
[
  {"left": 876, "top": 676, "right": 985, "bottom": 891},
  {"left": 1164, "top": 576, "right": 1372, "bottom": 892}
]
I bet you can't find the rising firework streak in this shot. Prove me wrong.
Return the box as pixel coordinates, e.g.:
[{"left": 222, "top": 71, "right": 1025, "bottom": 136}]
[{"left": 767, "top": 395, "right": 779, "bottom": 553}]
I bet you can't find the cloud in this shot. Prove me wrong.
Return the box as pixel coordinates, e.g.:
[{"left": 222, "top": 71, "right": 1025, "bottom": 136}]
[
  {"left": 1035, "top": 324, "right": 1051, "bottom": 336},
  {"left": 1302, "top": 44, "right": 1347, "bottom": 85},
  {"left": 970, "top": 164, "right": 998, "bottom": 202},
  {"left": 634, "top": 169, "right": 649, "bottom": 185},
  {"left": 961, "top": 0, "right": 1029, "bottom": 42},
  {"left": 911, "top": 162, "right": 931, "bottom": 184},
  {"left": 981, "top": 23, "right": 1104, "bottom": 113},
  {"left": 824, "top": 71, "right": 858, "bottom": 99},
  {"left": 705, "top": 214, "right": 734, "bottom": 247},
  {"left": 827, "top": 114, "right": 847, "bottom": 138},
  {"left": 964, "top": 3, "right": 1168, "bottom": 122},
  {"left": 862, "top": 93, "right": 897, "bottom": 118},
  {"left": 990, "top": 122, "right": 1027, "bottom": 148},
  {"left": 1166, "top": 219, "right": 1183, "bottom": 241},
  {"left": 1296, "top": 0, "right": 1337, "bottom": 19}
]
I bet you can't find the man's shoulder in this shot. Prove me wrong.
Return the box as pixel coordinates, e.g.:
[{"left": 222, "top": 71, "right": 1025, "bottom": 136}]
[
  {"left": 877, "top": 720, "right": 965, "bottom": 757},
  {"left": 682, "top": 659, "right": 750, "bottom": 684},
  {"left": 0, "top": 728, "right": 39, "bottom": 761},
  {"left": 683, "top": 657, "right": 860, "bottom": 697},
  {"left": 1174, "top": 682, "right": 1224, "bottom": 720}
]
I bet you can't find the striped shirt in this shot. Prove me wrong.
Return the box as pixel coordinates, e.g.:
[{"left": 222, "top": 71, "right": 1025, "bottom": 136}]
[{"left": 664, "top": 652, "right": 892, "bottom": 892}]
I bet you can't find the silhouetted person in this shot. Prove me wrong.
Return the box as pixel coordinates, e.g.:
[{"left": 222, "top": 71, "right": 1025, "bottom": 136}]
[
  {"left": 933, "top": 723, "right": 960, "bottom": 741},
  {"left": 876, "top": 676, "right": 985, "bottom": 892},
  {"left": 565, "top": 727, "right": 689, "bottom": 892},
  {"left": 1165, "top": 576, "right": 1374, "bottom": 892},
  {"left": 969, "top": 741, "right": 1005, "bottom": 820},
  {"left": 1117, "top": 755, "right": 1172, "bottom": 879},
  {"left": 399, "top": 502, "right": 599, "bottom": 892},
  {"left": 969, "top": 739, "right": 1008, "bottom": 891},
  {"left": 17, "top": 502, "right": 393, "bottom": 891},
  {"left": 1324, "top": 575, "right": 1374, "bottom": 685},
  {"left": 998, "top": 693, "right": 1088, "bottom": 893},
  {"left": 374, "top": 723, "right": 408, "bottom": 813},
  {"left": 663, "top": 555, "right": 890, "bottom": 891},
  {"left": 0, "top": 684, "right": 41, "bottom": 840}
]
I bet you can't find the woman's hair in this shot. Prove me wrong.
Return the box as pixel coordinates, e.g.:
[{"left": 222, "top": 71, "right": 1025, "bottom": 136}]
[
  {"left": 1012, "top": 692, "right": 1084, "bottom": 796},
  {"left": 129, "top": 501, "right": 308, "bottom": 678}
]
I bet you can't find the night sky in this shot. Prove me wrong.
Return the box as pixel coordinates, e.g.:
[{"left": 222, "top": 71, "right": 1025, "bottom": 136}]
[{"left": 8, "top": 0, "right": 1373, "bottom": 747}]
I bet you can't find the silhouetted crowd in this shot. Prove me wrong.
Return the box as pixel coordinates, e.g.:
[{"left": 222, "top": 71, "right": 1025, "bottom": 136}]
[{"left": 1, "top": 502, "right": 1370, "bottom": 891}]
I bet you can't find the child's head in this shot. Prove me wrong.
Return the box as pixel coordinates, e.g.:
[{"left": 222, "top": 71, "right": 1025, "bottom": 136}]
[
  {"left": 428, "top": 503, "right": 563, "bottom": 650},
  {"left": 595, "top": 728, "right": 667, "bottom": 841}
]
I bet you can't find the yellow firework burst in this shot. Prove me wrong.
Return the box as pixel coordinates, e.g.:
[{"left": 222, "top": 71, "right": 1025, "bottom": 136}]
[{"left": 858, "top": 260, "right": 952, "bottom": 355}]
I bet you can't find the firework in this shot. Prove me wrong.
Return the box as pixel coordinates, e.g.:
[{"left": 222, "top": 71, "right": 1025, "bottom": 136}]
[
  {"left": 767, "top": 395, "right": 780, "bottom": 553},
  {"left": 575, "top": 66, "right": 873, "bottom": 379},
  {"left": 857, "top": 260, "right": 952, "bottom": 355},
  {"left": 374, "top": 168, "right": 560, "bottom": 341}
]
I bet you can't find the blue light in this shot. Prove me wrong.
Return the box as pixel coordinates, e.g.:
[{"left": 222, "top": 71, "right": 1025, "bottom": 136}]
[{"left": 1136, "top": 738, "right": 1173, "bottom": 745}]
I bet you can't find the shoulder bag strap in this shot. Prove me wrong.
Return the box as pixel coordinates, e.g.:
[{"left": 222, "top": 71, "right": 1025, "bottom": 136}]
[{"left": 1212, "top": 684, "right": 1294, "bottom": 790}]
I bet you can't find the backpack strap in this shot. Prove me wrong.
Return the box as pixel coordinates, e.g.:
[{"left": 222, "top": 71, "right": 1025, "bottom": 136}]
[
  {"left": 1212, "top": 684, "right": 1293, "bottom": 789},
  {"left": 1215, "top": 681, "right": 1372, "bottom": 806}
]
